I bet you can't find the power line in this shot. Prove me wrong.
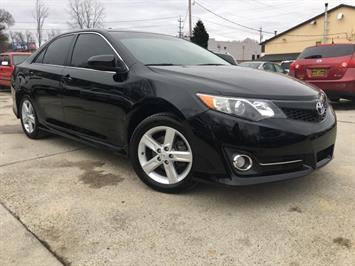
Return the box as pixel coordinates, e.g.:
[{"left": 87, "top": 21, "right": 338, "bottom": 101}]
[{"left": 194, "top": 1, "right": 275, "bottom": 35}]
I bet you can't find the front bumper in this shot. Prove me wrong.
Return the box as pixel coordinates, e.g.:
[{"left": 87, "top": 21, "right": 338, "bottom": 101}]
[{"left": 186, "top": 107, "right": 337, "bottom": 186}]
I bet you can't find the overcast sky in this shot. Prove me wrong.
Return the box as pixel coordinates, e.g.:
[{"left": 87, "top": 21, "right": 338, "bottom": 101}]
[{"left": 2, "top": 0, "right": 355, "bottom": 42}]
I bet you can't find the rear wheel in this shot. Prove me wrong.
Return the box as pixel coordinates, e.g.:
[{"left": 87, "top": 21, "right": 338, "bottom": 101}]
[
  {"left": 130, "top": 114, "right": 197, "bottom": 193},
  {"left": 20, "top": 97, "right": 47, "bottom": 139}
]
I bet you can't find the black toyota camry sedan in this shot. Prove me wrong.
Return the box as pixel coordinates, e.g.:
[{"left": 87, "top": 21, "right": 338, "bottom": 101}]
[{"left": 11, "top": 30, "right": 336, "bottom": 193}]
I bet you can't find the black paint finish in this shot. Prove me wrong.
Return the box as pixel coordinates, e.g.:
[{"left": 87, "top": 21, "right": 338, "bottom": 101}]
[{"left": 11, "top": 29, "right": 337, "bottom": 186}]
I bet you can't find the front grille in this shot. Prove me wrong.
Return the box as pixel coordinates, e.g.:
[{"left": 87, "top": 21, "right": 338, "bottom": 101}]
[{"left": 282, "top": 108, "right": 327, "bottom": 122}]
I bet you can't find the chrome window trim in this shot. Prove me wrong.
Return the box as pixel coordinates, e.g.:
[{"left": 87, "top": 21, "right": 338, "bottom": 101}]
[
  {"left": 72, "top": 31, "right": 129, "bottom": 71},
  {"left": 31, "top": 31, "right": 129, "bottom": 72},
  {"left": 31, "top": 63, "right": 116, "bottom": 74}
]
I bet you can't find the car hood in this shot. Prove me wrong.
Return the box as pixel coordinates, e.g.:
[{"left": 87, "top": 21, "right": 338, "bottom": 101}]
[{"left": 148, "top": 65, "right": 320, "bottom": 100}]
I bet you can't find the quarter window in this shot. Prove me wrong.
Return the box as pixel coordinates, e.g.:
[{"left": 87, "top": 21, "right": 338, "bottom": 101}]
[
  {"left": 43, "top": 35, "right": 74, "bottom": 66},
  {"left": 71, "top": 34, "right": 114, "bottom": 68}
]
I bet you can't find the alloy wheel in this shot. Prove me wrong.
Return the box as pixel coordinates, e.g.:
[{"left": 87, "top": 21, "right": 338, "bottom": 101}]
[
  {"left": 21, "top": 99, "right": 36, "bottom": 134},
  {"left": 138, "top": 126, "right": 193, "bottom": 185}
]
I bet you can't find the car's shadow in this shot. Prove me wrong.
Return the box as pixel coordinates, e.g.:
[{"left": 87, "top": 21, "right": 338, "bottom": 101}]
[{"left": 331, "top": 99, "right": 355, "bottom": 110}]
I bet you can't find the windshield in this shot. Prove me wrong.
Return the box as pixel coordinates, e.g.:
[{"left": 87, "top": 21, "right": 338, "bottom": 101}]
[
  {"left": 13, "top": 55, "right": 30, "bottom": 65},
  {"left": 112, "top": 33, "right": 229, "bottom": 66},
  {"left": 298, "top": 45, "right": 354, "bottom": 59},
  {"left": 239, "top": 62, "right": 261, "bottom": 69}
]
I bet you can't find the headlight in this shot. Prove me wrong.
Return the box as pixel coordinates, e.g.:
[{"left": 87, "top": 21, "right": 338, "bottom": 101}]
[{"left": 197, "top": 93, "right": 286, "bottom": 121}]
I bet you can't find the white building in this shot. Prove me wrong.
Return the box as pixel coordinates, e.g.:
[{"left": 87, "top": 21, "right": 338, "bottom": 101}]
[{"left": 208, "top": 38, "right": 261, "bottom": 62}]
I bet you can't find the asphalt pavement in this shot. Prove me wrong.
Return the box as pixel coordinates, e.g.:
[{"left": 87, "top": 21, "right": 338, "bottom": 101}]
[{"left": 0, "top": 91, "right": 354, "bottom": 266}]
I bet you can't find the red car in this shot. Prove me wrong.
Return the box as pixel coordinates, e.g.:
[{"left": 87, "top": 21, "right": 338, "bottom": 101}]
[
  {"left": 0, "top": 52, "right": 31, "bottom": 90},
  {"left": 289, "top": 44, "right": 355, "bottom": 101}
]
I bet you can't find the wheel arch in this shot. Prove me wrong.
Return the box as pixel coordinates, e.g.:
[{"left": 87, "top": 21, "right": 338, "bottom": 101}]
[{"left": 126, "top": 98, "right": 186, "bottom": 145}]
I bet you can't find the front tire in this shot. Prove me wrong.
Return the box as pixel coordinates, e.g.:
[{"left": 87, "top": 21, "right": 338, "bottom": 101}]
[
  {"left": 20, "top": 96, "right": 47, "bottom": 139},
  {"left": 130, "top": 114, "right": 197, "bottom": 193}
]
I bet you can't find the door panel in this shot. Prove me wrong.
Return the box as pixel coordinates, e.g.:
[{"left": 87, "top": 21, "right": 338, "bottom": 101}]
[
  {"left": 29, "top": 64, "right": 65, "bottom": 124},
  {"left": 30, "top": 34, "right": 74, "bottom": 125},
  {"left": 62, "top": 68, "right": 128, "bottom": 146},
  {"left": 61, "top": 33, "right": 129, "bottom": 146}
]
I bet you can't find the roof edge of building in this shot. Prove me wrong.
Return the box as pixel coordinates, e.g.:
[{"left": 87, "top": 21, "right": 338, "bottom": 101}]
[{"left": 261, "top": 4, "right": 355, "bottom": 45}]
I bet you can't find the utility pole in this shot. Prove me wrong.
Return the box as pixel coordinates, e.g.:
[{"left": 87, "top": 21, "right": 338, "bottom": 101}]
[
  {"left": 323, "top": 3, "right": 329, "bottom": 44},
  {"left": 189, "top": 0, "right": 192, "bottom": 38},
  {"left": 178, "top": 16, "right": 183, "bottom": 38},
  {"left": 259, "top": 26, "right": 263, "bottom": 43}
]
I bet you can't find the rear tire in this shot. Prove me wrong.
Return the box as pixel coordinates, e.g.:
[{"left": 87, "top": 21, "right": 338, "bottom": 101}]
[
  {"left": 20, "top": 96, "right": 47, "bottom": 139},
  {"left": 130, "top": 113, "right": 197, "bottom": 193}
]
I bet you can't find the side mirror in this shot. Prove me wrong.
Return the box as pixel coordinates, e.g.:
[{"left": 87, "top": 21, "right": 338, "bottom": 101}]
[
  {"left": 1, "top": 61, "right": 9, "bottom": 66},
  {"left": 87, "top": 54, "right": 128, "bottom": 74}
]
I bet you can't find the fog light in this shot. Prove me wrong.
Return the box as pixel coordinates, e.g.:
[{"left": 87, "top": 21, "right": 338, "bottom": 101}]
[{"left": 233, "top": 154, "right": 253, "bottom": 171}]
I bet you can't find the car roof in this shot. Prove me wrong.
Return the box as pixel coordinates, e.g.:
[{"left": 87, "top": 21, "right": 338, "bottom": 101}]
[{"left": 54, "top": 28, "right": 174, "bottom": 39}]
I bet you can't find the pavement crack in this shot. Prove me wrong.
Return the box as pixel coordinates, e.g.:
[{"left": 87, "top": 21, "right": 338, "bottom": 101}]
[
  {"left": 337, "top": 120, "right": 355, "bottom": 124},
  {"left": 0, "top": 201, "right": 69, "bottom": 266},
  {"left": 0, "top": 148, "right": 85, "bottom": 168}
]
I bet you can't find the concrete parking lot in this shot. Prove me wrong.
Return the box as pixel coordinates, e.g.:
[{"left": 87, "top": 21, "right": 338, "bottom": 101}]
[{"left": 0, "top": 91, "right": 354, "bottom": 266}]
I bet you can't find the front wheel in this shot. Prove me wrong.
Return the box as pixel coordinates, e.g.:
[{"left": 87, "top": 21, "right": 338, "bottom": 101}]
[{"left": 130, "top": 114, "right": 197, "bottom": 193}]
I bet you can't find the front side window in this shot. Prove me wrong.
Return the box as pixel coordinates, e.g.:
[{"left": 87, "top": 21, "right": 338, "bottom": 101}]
[
  {"left": 71, "top": 34, "right": 114, "bottom": 68},
  {"left": 43, "top": 35, "right": 74, "bottom": 66},
  {"left": 112, "top": 33, "right": 229, "bottom": 66}
]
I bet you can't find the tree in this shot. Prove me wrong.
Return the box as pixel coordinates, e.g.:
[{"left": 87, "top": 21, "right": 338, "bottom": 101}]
[
  {"left": 68, "top": 0, "right": 105, "bottom": 29},
  {"left": 25, "top": 31, "right": 36, "bottom": 44},
  {"left": 47, "top": 29, "right": 61, "bottom": 41},
  {"left": 33, "top": 0, "right": 49, "bottom": 47},
  {"left": 0, "top": 9, "right": 15, "bottom": 52},
  {"left": 190, "top": 20, "right": 209, "bottom": 49}
]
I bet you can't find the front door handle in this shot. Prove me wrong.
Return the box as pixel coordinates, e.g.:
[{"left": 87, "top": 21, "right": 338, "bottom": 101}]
[{"left": 62, "top": 74, "right": 73, "bottom": 83}]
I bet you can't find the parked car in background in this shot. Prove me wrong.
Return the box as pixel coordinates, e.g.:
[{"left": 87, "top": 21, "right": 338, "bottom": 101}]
[
  {"left": 239, "top": 61, "right": 286, "bottom": 74},
  {"left": 289, "top": 44, "right": 355, "bottom": 102},
  {"left": 0, "top": 52, "right": 31, "bottom": 90},
  {"left": 280, "top": 60, "right": 294, "bottom": 73},
  {"left": 213, "top": 52, "right": 238, "bottom": 65}
]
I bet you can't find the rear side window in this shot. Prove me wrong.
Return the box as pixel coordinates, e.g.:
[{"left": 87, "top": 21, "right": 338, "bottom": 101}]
[
  {"left": 71, "top": 34, "right": 114, "bottom": 68},
  {"left": 299, "top": 45, "right": 355, "bottom": 59},
  {"left": 43, "top": 35, "right": 74, "bottom": 66}
]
